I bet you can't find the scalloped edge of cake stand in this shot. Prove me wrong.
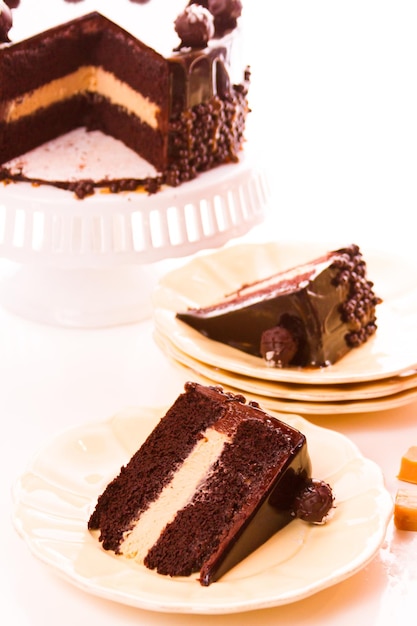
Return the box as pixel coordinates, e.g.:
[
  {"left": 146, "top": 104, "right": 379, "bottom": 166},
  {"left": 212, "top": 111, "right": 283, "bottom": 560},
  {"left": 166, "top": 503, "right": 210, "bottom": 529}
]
[
  {"left": 0, "top": 155, "right": 270, "bottom": 327},
  {"left": 0, "top": 152, "right": 269, "bottom": 269}
]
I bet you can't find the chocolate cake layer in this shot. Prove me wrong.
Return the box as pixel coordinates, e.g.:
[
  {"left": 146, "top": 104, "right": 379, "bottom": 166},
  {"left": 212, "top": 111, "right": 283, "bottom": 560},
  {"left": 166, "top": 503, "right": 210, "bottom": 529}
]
[
  {"left": 0, "top": 13, "right": 170, "bottom": 167},
  {"left": 144, "top": 406, "right": 311, "bottom": 585},
  {"left": 0, "top": 13, "right": 169, "bottom": 103},
  {"left": 88, "top": 384, "right": 227, "bottom": 548},
  {"left": 0, "top": 14, "right": 169, "bottom": 169}
]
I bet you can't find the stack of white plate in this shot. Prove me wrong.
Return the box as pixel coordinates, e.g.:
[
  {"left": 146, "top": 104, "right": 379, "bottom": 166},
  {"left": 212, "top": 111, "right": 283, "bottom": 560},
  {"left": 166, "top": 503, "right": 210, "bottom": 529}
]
[{"left": 153, "top": 241, "right": 417, "bottom": 415}]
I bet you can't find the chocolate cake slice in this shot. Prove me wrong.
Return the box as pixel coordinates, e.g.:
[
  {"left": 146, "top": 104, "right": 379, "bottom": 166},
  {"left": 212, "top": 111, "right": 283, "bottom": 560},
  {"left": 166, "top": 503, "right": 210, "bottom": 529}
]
[
  {"left": 0, "top": 13, "right": 171, "bottom": 171},
  {"left": 88, "top": 382, "right": 333, "bottom": 586},
  {"left": 0, "top": 2, "right": 250, "bottom": 196},
  {"left": 176, "top": 244, "right": 382, "bottom": 368}
]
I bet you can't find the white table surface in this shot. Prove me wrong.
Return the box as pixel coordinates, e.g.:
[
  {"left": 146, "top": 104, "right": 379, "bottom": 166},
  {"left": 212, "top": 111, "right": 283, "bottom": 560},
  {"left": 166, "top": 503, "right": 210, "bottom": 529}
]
[{"left": 2, "top": 3, "right": 417, "bottom": 624}]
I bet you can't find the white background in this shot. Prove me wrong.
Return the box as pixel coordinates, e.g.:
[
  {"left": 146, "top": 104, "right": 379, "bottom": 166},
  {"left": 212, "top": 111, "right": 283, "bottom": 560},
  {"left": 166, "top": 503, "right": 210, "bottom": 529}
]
[{"left": 1, "top": 2, "right": 417, "bottom": 624}]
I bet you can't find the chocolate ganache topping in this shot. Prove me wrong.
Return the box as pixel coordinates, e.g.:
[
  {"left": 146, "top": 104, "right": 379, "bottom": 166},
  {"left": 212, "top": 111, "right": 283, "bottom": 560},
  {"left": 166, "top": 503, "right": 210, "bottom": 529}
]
[{"left": 260, "top": 245, "right": 382, "bottom": 367}]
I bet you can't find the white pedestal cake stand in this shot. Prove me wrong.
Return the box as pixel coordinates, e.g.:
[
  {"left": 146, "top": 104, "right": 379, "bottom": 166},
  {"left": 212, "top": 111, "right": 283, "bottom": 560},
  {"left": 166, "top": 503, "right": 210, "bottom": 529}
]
[{"left": 0, "top": 154, "right": 269, "bottom": 327}]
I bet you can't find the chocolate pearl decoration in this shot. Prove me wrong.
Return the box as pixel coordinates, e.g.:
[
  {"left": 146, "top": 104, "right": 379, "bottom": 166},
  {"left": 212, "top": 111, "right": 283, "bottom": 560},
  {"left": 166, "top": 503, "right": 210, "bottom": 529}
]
[
  {"left": 0, "top": 0, "right": 12, "bottom": 43},
  {"left": 331, "top": 244, "right": 382, "bottom": 349},
  {"left": 208, "top": 0, "right": 242, "bottom": 20},
  {"left": 207, "top": 0, "right": 242, "bottom": 35},
  {"left": 175, "top": 5, "right": 214, "bottom": 48},
  {"left": 292, "top": 479, "right": 334, "bottom": 524}
]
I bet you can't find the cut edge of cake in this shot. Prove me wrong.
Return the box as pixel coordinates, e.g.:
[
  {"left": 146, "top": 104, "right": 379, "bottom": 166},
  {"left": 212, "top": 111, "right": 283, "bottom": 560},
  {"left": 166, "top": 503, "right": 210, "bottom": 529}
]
[
  {"left": 88, "top": 382, "right": 334, "bottom": 586},
  {"left": 0, "top": 2, "right": 250, "bottom": 198}
]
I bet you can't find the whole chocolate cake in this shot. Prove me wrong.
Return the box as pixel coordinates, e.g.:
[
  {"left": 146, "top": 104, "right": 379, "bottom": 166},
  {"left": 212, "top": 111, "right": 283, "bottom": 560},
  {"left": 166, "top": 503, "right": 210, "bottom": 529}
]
[
  {"left": 0, "top": 0, "right": 249, "bottom": 197},
  {"left": 88, "top": 382, "right": 334, "bottom": 586},
  {"left": 177, "top": 244, "right": 382, "bottom": 368}
]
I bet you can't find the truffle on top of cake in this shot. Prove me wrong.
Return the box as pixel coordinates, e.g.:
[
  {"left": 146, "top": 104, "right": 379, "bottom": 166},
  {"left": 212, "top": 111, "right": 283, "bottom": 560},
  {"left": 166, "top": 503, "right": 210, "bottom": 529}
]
[
  {"left": 88, "top": 382, "right": 334, "bottom": 585},
  {"left": 0, "top": 0, "right": 249, "bottom": 197},
  {"left": 0, "top": 1, "right": 12, "bottom": 42},
  {"left": 177, "top": 244, "right": 382, "bottom": 368}
]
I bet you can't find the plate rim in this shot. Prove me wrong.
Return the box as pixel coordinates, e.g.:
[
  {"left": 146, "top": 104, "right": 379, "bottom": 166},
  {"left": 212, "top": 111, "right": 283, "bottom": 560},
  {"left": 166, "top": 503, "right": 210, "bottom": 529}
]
[
  {"left": 153, "top": 330, "right": 417, "bottom": 415},
  {"left": 153, "top": 240, "right": 417, "bottom": 385},
  {"left": 12, "top": 406, "right": 393, "bottom": 614}
]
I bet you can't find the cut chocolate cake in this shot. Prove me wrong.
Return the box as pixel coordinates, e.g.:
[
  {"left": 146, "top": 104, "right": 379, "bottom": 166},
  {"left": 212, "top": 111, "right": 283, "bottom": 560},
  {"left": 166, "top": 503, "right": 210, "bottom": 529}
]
[
  {"left": 177, "top": 244, "right": 382, "bottom": 368},
  {"left": 88, "top": 382, "right": 334, "bottom": 586},
  {"left": 0, "top": 1, "right": 249, "bottom": 197}
]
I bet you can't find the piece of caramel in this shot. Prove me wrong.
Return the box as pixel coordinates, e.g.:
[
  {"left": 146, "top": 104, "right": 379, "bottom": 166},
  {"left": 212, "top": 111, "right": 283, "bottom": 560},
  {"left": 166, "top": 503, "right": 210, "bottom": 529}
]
[
  {"left": 397, "top": 446, "right": 417, "bottom": 484},
  {"left": 394, "top": 489, "right": 417, "bottom": 531}
]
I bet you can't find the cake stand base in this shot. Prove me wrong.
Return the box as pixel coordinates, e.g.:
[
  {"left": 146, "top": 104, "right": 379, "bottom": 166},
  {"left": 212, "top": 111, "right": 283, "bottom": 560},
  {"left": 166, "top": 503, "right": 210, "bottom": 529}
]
[
  {"left": 0, "top": 262, "right": 169, "bottom": 327},
  {"left": 0, "top": 143, "right": 269, "bottom": 327}
]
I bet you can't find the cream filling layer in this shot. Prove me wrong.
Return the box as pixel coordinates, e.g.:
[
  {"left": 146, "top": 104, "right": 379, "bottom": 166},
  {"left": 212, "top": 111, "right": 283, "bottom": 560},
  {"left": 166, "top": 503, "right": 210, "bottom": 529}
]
[
  {"left": 3, "top": 66, "right": 161, "bottom": 129},
  {"left": 119, "top": 427, "right": 230, "bottom": 563}
]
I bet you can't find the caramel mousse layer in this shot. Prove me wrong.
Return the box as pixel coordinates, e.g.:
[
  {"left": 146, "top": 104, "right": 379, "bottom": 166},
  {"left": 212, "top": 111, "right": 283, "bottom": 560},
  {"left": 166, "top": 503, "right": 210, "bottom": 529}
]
[
  {"left": 2, "top": 66, "right": 161, "bottom": 129},
  {"left": 118, "top": 427, "right": 230, "bottom": 563}
]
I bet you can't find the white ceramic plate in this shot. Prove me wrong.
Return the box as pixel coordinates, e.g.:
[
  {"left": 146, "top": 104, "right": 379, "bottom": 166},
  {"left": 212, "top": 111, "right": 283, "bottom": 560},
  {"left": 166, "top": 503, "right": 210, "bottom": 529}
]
[
  {"left": 12, "top": 406, "right": 393, "bottom": 614},
  {"left": 153, "top": 241, "right": 417, "bottom": 385},
  {"left": 154, "top": 330, "right": 417, "bottom": 401},
  {"left": 154, "top": 331, "right": 417, "bottom": 415}
]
